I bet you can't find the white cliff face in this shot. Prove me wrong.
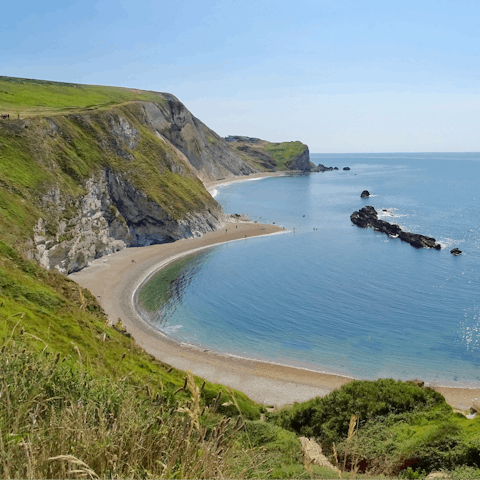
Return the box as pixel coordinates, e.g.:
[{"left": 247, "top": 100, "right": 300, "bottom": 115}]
[{"left": 34, "top": 169, "right": 226, "bottom": 274}]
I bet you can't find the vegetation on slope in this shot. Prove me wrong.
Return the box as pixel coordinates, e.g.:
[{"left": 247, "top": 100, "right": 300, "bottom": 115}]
[
  {"left": 227, "top": 137, "right": 307, "bottom": 171},
  {"left": 263, "top": 140, "right": 306, "bottom": 170},
  {"left": 0, "top": 99, "right": 217, "bottom": 256},
  {"left": 270, "top": 379, "right": 480, "bottom": 478},
  {"left": 0, "top": 75, "right": 166, "bottom": 117}
]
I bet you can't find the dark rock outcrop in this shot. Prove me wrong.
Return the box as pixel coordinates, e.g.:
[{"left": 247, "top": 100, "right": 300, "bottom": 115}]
[
  {"left": 343, "top": 167, "right": 351, "bottom": 171},
  {"left": 334, "top": 167, "right": 339, "bottom": 170},
  {"left": 318, "top": 163, "right": 334, "bottom": 172},
  {"left": 350, "top": 206, "right": 441, "bottom": 250},
  {"left": 450, "top": 248, "right": 462, "bottom": 256},
  {"left": 361, "top": 190, "right": 370, "bottom": 198}
]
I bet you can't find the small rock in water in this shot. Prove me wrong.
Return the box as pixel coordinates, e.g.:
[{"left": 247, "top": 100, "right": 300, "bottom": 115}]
[
  {"left": 343, "top": 166, "right": 351, "bottom": 170},
  {"left": 361, "top": 190, "right": 370, "bottom": 198},
  {"left": 450, "top": 248, "right": 462, "bottom": 256}
]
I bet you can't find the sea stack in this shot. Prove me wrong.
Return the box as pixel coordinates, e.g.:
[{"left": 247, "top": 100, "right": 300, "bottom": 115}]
[
  {"left": 361, "top": 190, "right": 370, "bottom": 198},
  {"left": 450, "top": 248, "right": 462, "bottom": 256}
]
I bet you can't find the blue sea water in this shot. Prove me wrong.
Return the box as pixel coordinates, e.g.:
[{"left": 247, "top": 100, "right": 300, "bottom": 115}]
[{"left": 139, "top": 153, "right": 480, "bottom": 387}]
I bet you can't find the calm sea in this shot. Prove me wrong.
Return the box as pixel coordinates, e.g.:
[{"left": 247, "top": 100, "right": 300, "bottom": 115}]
[{"left": 138, "top": 153, "right": 480, "bottom": 387}]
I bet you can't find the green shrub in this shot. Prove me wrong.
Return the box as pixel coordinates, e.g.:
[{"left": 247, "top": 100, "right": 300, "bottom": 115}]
[
  {"left": 274, "top": 379, "right": 447, "bottom": 446},
  {"left": 448, "top": 465, "right": 480, "bottom": 479}
]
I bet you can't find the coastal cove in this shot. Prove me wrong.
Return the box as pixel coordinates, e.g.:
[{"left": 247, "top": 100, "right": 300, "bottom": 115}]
[
  {"left": 137, "top": 154, "right": 480, "bottom": 392},
  {"left": 72, "top": 154, "right": 480, "bottom": 411},
  {"left": 69, "top": 220, "right": 354, "bottom": 406}
]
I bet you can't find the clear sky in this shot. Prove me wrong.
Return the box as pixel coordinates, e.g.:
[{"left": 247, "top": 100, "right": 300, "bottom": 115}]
[{"left": 2, "top": 0, "right": 480, "bottom": 152}]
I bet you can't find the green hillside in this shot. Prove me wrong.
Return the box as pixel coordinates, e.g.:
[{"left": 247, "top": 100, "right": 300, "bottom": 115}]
[
  {"left": 264, "top": 141, "right": 306, "bottom": 170},
  {"left": 225, "top": 136, "right": 307, "bottom": 171},
  {"left": 0, "top": 75, "right": 165, "bottom": 117}
]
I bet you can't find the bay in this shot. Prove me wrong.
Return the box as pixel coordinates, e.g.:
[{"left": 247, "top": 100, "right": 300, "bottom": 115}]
[{"left": 138, "top": 153, "right": 480, "bottom": 387}]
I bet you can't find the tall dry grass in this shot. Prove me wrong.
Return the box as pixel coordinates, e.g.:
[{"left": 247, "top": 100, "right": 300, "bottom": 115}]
[{"left": 0, "top": 344, "right": 248, "bottom": 479}]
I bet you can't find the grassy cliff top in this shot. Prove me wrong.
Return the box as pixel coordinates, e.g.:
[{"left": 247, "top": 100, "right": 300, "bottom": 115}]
[
  {"left": 226, "top": 137, "right": 307, "bottom": 171},
  {"left": 0, "top": 75, "right": 167, "bottom": 117}
]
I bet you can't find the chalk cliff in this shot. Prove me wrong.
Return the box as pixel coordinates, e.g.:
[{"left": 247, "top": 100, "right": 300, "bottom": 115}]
[{"left": 0, "top": 87, "right": 260, "bottom": 274}]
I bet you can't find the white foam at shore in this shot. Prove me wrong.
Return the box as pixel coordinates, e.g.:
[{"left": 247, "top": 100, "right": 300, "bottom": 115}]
[{"left": 208, "top": 177, "right": 268, "bottom": 198}]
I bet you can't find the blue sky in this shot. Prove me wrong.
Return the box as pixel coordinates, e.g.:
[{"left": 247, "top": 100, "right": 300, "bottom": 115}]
[{"left": 2, "top": 0, "right": 480, "bottom": 152}]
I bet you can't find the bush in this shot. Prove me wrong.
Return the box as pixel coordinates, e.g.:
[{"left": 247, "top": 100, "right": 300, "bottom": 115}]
[{"left": 274, "top": 379, "right": 448, "bottom": 446}]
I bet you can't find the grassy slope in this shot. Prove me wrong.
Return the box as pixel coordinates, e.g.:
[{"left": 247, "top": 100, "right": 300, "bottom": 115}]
[
  {"left": 228, "top": 139, "right": 306, "bottom": 171},
  {"left": 0, "top": 75, "right": 164, "bottom": 117},
  {"left": 0, "top": 76, "right": 253, "bottom": 410},
  {"left": 0, "top": 96, "right": 216, "bottom": 255},
  {"left": 263, "top": 141, "right": 306, "bottom": 170}
]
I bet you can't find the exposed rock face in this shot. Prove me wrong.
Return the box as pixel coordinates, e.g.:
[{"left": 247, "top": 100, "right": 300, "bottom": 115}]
[
  {"left": 286, "top": 146, "right": 318, "bottom": 172},
  {"left": 141, "top": 100, "right": 257, "bottom": 182},
  {"left": 350, "top": 206, "right": 441, "bottom": 250},
  {"left": 318, "top": 164, "right": 334, "bottom": 172},
  {"left": 361, "top": 190, "right": 370, "bottom": 198},
  {"left": 236, "top": 145, "right": 277, "bottom": 170},
  {"left": 34, "top": 170, "right": 226, "bottom": 274},
  {"left": 450, "top": 248, "right": 462, "bottom": 256}
]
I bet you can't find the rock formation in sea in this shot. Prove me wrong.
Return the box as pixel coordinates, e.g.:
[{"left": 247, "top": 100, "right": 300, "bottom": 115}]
[
  {"left": 450, "top": 248, "right": 462, "bottom": 255},
  {"left": 317, "top": 163, "right": 335, "bottom": 172},
  {"left": 350, "top": 206, "right": 442, "bottom": 249},
  {"left": 361, "top": 190, "right": 370, "bottom": 198}
]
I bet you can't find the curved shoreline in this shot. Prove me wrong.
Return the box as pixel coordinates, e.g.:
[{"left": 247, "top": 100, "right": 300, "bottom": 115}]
[
  {"left": 131, "top": 236, "right": 356, "bottom": 384},
  {"left": 69, "top": 219, "right": 480, "bottom": 410},
  {"left": 69, "top": 172, "right": 480, "bottom": 410},
  {"left": 69, "top": 221, "right": 354, "bottom": 405}
]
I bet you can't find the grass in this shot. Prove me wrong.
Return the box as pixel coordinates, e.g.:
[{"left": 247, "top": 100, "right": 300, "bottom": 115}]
[
  {"left": 0, "top": 75, "right": 166, "bottom": 117},
  {"left": 0, "top": 344, "right": 255, "bottom": 479},
  {"left": 269, "top": 379, "right": 480, "bottom": 478},
  {"left": 263, "top": 141, "right": 306, "bottom": 170}
]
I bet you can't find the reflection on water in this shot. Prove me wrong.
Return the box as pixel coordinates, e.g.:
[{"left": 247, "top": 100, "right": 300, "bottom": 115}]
[{"left": 137, "top": 250, "right": 212, "bottom": 330}]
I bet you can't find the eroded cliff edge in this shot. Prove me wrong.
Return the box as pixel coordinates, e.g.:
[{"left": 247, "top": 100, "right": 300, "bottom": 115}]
[
  {"left": 0, "top": 92, "right": 260, "bottom": 274},
  {"left": 225, "top": 136, "right": 318, "bottom": 172}
]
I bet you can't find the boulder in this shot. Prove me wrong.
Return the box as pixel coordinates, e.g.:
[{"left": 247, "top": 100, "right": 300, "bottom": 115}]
[
  {"left": 361, "top": 190, "right": 370, "bottom": 198},
  {"left": 343, "top": 167, "right": 351, "bottom": 171},
  {"left": 334, "top": 167, "right": 339, "bottom": 170},
  {"left": 317, "top": 163, "right": 334, "bottom": 172},
  {"left": 350, "top": 206, "right": 442, "bottom": 250},
  {"left": 450, "top": 248, "right": 462, "bottom": 256}
]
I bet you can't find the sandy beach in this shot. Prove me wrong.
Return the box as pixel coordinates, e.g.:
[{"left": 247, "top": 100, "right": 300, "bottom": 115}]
[
  {"left": 203, "top": 171, "right": 291, "bottom": 192},
  {"left": 69, "top": 218, "right": 480, "bottom": 411},
  {"left": 69, "top": 172, "right": 480, "bottom": 411}
]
